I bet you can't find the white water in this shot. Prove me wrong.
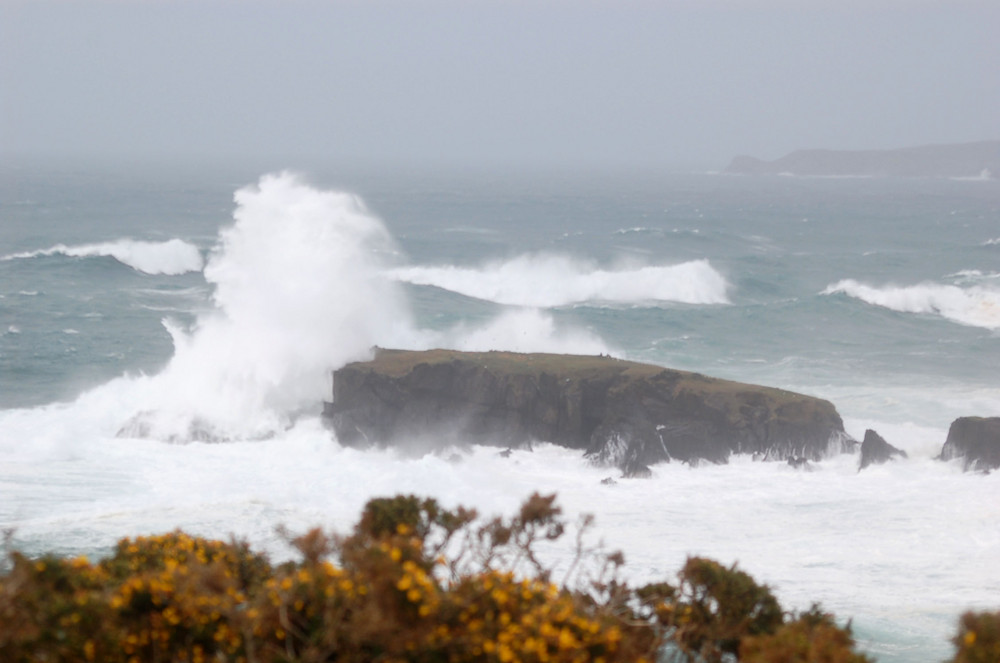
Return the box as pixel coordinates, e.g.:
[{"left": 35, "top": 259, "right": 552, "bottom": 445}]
[
  {"left": 392, "top": 254, "right": 730, "bottom": 307},
  {"left": 823, "top": 278, "right": 1000, "bottom": 330},
  {"left": 2, "top": 172, "right": 998, "bottom": 662},
  {"left": 2, "top": 238, "right": 205, "bottom": 275}
]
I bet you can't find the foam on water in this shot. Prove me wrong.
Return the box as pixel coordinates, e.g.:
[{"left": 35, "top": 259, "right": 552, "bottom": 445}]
[
  {"left": 2, "top": 411, "right": 997, "bottom": 662},
  {"left": 65, "top": 173, "right": 613, "bottom": 442},
  {"left": 823, "top": 278, "right": 1000, "bottom": 330},
  {"left": 2, "top": 172, "right": 999, "bottom": 662},
  {"left": 2, "top": 238, "right": 205, "bottom": 275},
  {"left": 111, "top": 172, "right": 414, "bottom": 440},
  {"left": 391, "top": 254, "right": 729, "bottom": 307}
]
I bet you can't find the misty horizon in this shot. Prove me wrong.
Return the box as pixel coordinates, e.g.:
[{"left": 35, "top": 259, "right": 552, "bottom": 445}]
[{"left": 2, "top": 1, "right": 998, "bottom": 171}]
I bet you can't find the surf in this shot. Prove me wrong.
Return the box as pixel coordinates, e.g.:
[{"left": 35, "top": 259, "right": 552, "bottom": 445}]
[{"left": 2, "top": 238, "right": 205, "bottom": 275}]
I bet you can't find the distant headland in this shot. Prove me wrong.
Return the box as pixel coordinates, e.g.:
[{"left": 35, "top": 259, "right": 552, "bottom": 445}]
[{"left": 724, "top": 140, "right": 999, "bottom": 179}]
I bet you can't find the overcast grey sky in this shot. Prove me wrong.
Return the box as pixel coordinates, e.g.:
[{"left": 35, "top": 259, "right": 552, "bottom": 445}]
[{"left": 2, "top": 0, "right": 998, "bottom": 170}]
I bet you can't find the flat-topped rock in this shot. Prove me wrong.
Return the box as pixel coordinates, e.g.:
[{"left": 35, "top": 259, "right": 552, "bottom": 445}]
[
  {"left": 325, "top": 349, "right": 854, "bottom": 472},
  {"left": 939, "top": 417, "right": 1000, "bottom": 472}
]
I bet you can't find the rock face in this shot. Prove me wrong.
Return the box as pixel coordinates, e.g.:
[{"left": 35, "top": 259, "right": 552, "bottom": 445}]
[
  {"left": 326, "top": 349, "right": 854, "bottom": 472},
  {"left": 939, "top": 417, "right": 1000, "bottom": 472},
  {"left": 724, "top": 141, "right": 1000, "bottom": 179},
  {"left": 858, "top": 429, "right": 907, "bottom": 471}
]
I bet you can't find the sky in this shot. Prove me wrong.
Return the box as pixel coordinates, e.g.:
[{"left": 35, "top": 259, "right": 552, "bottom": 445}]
[{"left": 1, "top": 0, "right": 998, "bottom": 170}]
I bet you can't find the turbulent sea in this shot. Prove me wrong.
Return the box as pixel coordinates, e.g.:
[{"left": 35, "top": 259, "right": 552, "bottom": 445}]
[{"left": 1, "top": 159, "right": 999, "bottom": 660}]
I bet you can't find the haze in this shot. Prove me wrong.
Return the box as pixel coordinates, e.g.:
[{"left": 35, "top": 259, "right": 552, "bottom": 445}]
[{"left": 2, "top": 0, "right": 998, "bottom": 170}]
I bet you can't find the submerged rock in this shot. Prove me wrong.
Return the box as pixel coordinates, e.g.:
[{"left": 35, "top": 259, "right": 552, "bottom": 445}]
[
  {"left": 939, "top": 417, "right": 1000, "bottom": 472},
  {"left": 787, "top": 456, "right": 813, "bottom": 471},
  {"left": 326, "top": 349, "right": 854, "bottom": 472},
  {"left": 858, "top": 429, "right": 908, "bottom": 471}
]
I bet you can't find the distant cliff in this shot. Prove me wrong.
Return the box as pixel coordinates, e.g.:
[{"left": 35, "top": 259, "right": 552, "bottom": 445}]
[
  {"left": 725, "top": 141, "right": 999, "bottom": 179},
  {"left": 325, "top": 349, "right": 854, "bottom": 474}
]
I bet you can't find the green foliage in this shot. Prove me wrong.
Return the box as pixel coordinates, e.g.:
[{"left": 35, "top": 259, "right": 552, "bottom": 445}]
[
  {"left": 1, "top": 492, "right": 972, "bottom": 663},
  {"left": 950, "top": 610, "right": 1000, "bottom": 663},
  {"left": 740, "top": 604, "right": 873, "bottom": 662},
  {"left": 635, "top": 557, "right": 783, "bottom": 662}
]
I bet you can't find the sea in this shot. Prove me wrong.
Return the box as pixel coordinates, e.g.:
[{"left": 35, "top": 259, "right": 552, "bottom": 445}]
[{"left": 1, "top": 158, "right": 998, "bottom": 661}]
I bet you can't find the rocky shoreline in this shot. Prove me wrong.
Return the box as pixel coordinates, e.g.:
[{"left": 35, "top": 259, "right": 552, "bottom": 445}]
[{"left": 324, "top": 349, "right": 998, "bottom": 476}]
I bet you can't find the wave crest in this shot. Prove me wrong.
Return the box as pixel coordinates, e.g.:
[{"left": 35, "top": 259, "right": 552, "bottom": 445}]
[
  {"left": 822, "top": 278, "right": 1000, "bottom": 330},
  {"left": 126, "top": 172, "right": 409, "bottom": 441},
  {"left": 3, "top": 238, "right": 204, "bottom": 275},
  {"left": 392, "top": 254, "right": 729, "bottom": 307}
]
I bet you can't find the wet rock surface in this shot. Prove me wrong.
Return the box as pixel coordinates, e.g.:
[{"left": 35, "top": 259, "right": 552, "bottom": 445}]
[{"left": 326, "top": 349, "right": 854, "bottom": 471}]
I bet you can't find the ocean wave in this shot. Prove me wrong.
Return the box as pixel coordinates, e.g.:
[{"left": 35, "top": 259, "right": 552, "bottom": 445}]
[
  {"left": 2, "top": 238, "right": 204, "bottom": 275},
  {"left": 822, "top": 279, "right": 1000, "bottom": 330},
  {"left": 391, "top": 254, "right": 729, "bottom": 307}
]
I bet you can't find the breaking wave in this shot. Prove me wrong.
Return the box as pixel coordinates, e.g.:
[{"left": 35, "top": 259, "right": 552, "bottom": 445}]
[
  {"left": 391, "top": 254, "right": 729, "bottom": 307},
  {"left": 2, "top": 238, "right": 204, "bottom": 275},
  {"left": 114, "top": 173, "right": 613, "bottom": 442},
  {"left": 823, "top": 278, "right": 1000, "bottom": 330}
]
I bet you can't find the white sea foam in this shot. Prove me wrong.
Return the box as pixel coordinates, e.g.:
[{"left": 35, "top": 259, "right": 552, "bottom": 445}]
[
  {"left": 823, "top": 278, "right": 1000, "bottom": 330},
  {"left": 1, "top": 411, "right": 997, "bottom": 663},
  {"left": 3, "top": 172, "right": 999, "bottom": 662},
  {"left": 392, "top": 254, "right": 729, "bottom": 307},
  {"left": 2, "top": 238, "right": 204, "bottom": 275},
  {"left": 105, "top": 173, "right": 610, "bottom": 442},
  {"left": 114, "top": 173, "right": 414, "bottom": 441},
  {"left": 439, "top": 308, "right": 612, "bottom": 356}
]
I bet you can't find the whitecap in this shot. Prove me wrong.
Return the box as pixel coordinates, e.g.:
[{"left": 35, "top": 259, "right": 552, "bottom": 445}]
[
  {"left": 822, "top": 278, "right": 1000, "bottom": 330},
  {"left": 391, "top": 254, "right": 730, "bottom": 307},
  {"left": 2, "top": 238, "right": 204, "bottom": 275}
]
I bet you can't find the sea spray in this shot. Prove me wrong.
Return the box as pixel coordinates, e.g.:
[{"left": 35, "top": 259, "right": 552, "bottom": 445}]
[
  {"left": 442, "top": 308, "right": 611, "bottom": 355},
  {"left": 113, "top": 174, "right": 610, "bottom": 442},
  {"left": 120, "top": 172, "right": 412, "bottom": 441},
  {"left": 391, "top": 253, "right": 730, "bottom": 307}
]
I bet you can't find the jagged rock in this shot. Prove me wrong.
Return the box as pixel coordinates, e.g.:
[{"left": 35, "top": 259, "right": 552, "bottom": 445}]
[
  {"left": 787, "top": 456, "right": 813, "bottom": 471},
  {"left": 621, "top": 463, "right": 653, "bottom": 479},
  {"left": 326, "top": 349, "right": 854, "bottom": 472},
  {"left": 858, "top": 429, "right": 907, "bottom": 470},
  {"left": 939, "top": 417, "right": 1000, "bottom": 472}
]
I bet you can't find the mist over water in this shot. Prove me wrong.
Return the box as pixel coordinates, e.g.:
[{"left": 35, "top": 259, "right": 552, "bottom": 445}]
[{"left": 1, "top": 166, "right": 999, "bottom": 662}]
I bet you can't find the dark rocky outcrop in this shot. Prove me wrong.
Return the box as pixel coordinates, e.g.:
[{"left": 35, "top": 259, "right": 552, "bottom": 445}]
[
  {"left": 858, "top": 429, "right": 908, "bottom": 471},
  {"left": 724, "top": 141, "right": 999, "bottom": 179},
  {"left": 787, "top": 456, "right": 814, "bottom": 472},
  {"left": 939, "top": 417, "right": 1000, "bottom": 472},
  {"left": 325, "top": 349, "right": 855, "bottom": 471}
]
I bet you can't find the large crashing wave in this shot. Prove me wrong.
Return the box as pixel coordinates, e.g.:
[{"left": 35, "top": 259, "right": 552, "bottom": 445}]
[
  {"left": 391, "top": 254, "right": 729, "bottom": 307},
  {"left": 823, "top": 275, "right": 1000, "bottom": 330},
  {"left": 118, "top": 173, "right": 610, "bottom": 442},
  {"left": 2, "top": 239, "right": 204, "bottom": 275},
  {"left": 121, "top": 173, "right": 411, "bottom": 441}
]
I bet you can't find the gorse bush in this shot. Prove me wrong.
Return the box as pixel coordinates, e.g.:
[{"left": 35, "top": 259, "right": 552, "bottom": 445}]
[{"left": 0, "top": 493, "right": 992, "bottom": 662}]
